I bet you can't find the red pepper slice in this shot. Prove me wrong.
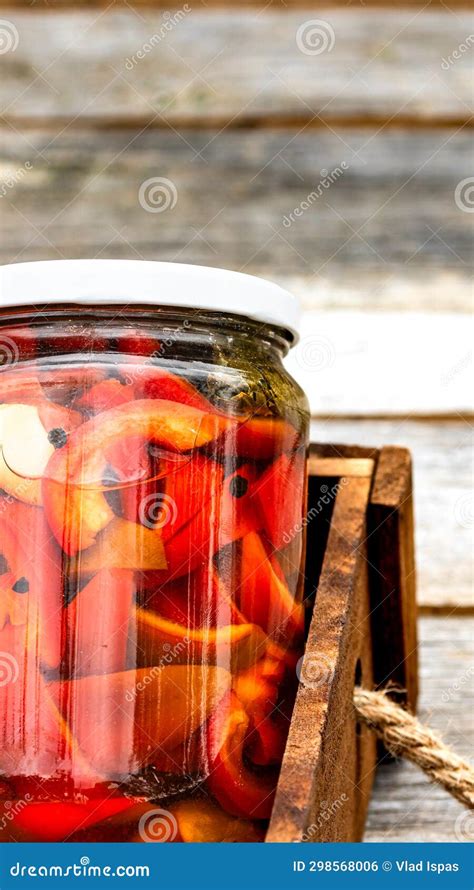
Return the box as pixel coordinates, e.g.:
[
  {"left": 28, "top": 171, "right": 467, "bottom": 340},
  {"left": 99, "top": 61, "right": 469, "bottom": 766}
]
[
  {"left": 51, "top": 665, "right": 231, "bottom": 780},
  {"left": 74, "top": 378, "right": 135, "bottom": 414},
  {"left": 169, "top": 799, "right": 264, "bottom": 843},
  {"left": 207, "top": 691, "right": 277, "bottom": 820},
  {"left": 232, "top": 656, "right": 287, "bottom": 767},
  {"left": 135, "top": 606, "right": 265, "bottom": 672},
  {"left": 144, "top": 564, "right": 243, "bottom": 629},
  {"left": 66, "top": 569, "right": 135, "bottom": 677},
  {"left": 141, "top": 367, "right": 215, "bottom": 412},
  {"left": 0, "top": 623, "right": 64, "bottom": 779},
  {"left": 115, "top": 330, "right": 160, "bottom": 357},
  {"left": 138, "top": 365, "right": 300, "bottom": 461},
  {"left": 1, "top": 498, "right": 63, "bottom": 669},
  {"left": 254, "top": 450, "right": 306, "bottom": 550},
  {"left": 4, "top": 798, "right": 139, "bottom": 843},
  {"left": 120, "top": 453, "right": 224, "bottom": 536},
  {"left": 163, "top": 464, "right": 261, "bottom": 580},
  {"left": 76, "top": 517, "right": 167, "bottom": 573},
  {"left": 43, "top": 399, "right": 233, "bottom": 555},
  {"left": 237, "top": 532, "right": 304, "bottom": 639},
  {"left": 0, "top": 572, "right": 28, "bottom": 629},
  {"left": 232, "top": 415, "right": 300, "bottom": 461}
]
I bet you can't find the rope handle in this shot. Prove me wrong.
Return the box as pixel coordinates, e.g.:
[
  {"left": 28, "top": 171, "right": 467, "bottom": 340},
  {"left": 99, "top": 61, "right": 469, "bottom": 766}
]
[{"left": 353, "top": 688, "right": 474, "bottom": 810}]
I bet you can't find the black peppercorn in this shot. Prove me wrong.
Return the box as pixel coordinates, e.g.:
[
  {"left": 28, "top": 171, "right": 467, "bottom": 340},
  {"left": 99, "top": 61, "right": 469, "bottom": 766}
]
[
  {"left": 47, "top": 427, "right": 68, "bottom": 449},
  {"left": 229, "top": 475, "right": 249, "bottom": 498},
  {"left": 12, "top": 577, "right": 29, "bottom": 594}
]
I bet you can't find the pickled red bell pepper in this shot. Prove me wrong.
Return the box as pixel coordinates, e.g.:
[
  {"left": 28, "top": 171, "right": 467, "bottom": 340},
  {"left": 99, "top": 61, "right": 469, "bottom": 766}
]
[
  {"left": 73, "top": 378, "right": 134, "bottom": 414},
  {"left": 237, "top": 532, "right": 304, "bottom": 638},
  {"left": 139, "top": 365, "right": 299, "bottom": 460},
  {"left": 42, "top": 399, "right": 233, "bottom": 555},
  {"left": 1, "top": 498, "right": 63, "bottom": 669},
  {"left": 0, "top": 624, "right": 63, "bottom": 778},
  {"left": 3, "top": 798, "right": 139, "bottom": 843},
  {"left": 135, "top": 606, "right": 266, "bottom": 672},
  {"left": 52, "top": 665, "right": 231, "bottom": 779},
  {"left": 207, "top": 692, "right": 277, "bottom": 820},
  {"left": 169, "top": 799, "right": 264, "bottom": 843},
  {"left": 145, "top": 565, "right": 244, "bottom": 629},
  {"left": 66, "top": 569, "right": 135, "bottom": 677},
  {"left": 232, "top": 656, "right": 288, "bottom": 767},
  {"left": 161, "top": 464, "right": 261, "bottom": 580},
  {"left": 120, "top": 453, "right": 224, "bottom": 537},
  {"left": 141, "top": 367, "right": 216, "bottom": 412},
  {"left": 76, "top": 463, "right": 260, "bottom": 578},
  {"left": 75, "top": 517, "right": 167, "bottom": 573},
  {"left": 254, "top": 450, "right": 306, "bottom": 549}
]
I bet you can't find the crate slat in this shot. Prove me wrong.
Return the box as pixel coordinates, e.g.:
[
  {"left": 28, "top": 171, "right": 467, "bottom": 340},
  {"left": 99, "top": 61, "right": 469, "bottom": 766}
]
[{"left": 269, "top": 445, "right": 419, "bottom": 841}]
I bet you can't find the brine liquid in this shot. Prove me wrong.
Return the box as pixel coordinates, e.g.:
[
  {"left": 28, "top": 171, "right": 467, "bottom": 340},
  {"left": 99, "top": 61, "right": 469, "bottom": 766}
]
[{"left": 0, "top": 354, "right": 307, "bottom": 843}]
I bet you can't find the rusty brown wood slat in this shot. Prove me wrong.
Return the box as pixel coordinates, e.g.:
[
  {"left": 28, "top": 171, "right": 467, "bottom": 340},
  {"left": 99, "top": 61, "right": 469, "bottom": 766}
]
[{"left": 268, "top": 472, "right": 376, "bottom": 841}]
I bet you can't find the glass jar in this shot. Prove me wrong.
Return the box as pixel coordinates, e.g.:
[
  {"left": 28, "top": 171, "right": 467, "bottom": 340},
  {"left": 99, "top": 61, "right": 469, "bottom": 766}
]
[{"left": 0, "top": 261, "right": 309, "bottom": 843}]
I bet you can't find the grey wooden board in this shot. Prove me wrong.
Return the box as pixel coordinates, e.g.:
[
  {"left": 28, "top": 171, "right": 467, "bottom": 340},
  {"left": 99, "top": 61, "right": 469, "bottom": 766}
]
[
  {"left": 2, "top": 1, "right": 472, "bottom": 9},
  {"left": 0, "top": 128, "right": 472, "bottom": 306},
  {"left": 310, "top": 419, "right": 474, "bottom": 611},
  {"left": 365, "top": 616, "right": 474, "bottom": 842},
  {"left": 1, "top": 10, "right": 473, "bottom": 124}
]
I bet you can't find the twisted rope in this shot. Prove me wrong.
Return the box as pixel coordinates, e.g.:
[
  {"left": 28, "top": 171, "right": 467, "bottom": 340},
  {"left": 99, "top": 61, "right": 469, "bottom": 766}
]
[{"left": 353, "top": 687, "right": 474, "bottom": 810}]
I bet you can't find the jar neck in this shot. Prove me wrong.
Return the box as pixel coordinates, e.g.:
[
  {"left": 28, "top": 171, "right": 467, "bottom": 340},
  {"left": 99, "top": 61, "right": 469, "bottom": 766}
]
[{"left": 0, "top": 305, "right": 293, "bottom": 361}]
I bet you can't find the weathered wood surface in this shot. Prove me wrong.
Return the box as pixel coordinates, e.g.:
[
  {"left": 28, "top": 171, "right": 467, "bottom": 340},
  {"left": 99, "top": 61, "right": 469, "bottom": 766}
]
[
  {"left": 310, "top": 419, "right": 474, "bottom": 612},
  {"left": 0, "top": 128, "right": 471, "bottom": 303},
  {"left": 365, "top": 616, "right": 474, "bottom": 842},
  {"left": 1, "top": 11, "right": 473, "bottom": 125},
  {"left": 2, "top": 1, "right": 472, "bottom": 9}
]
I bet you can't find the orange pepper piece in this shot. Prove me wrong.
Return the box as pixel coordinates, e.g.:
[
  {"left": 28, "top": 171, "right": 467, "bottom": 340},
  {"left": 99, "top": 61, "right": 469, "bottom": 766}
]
[
  {"left": 207, "top": 692, "right": 277, "bottom": 820},
  {"left": 237, "top": 532, "right": 304, "bottom": 639}
]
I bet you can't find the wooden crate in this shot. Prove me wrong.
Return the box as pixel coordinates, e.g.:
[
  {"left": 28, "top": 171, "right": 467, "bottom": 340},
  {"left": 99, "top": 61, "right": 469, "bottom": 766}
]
[{"left": 267, "top": 444, "right": 418, "bottom": 843}]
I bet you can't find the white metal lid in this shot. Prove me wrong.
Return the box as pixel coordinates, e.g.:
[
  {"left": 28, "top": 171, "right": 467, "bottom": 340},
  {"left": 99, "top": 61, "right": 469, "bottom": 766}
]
[{"left": 0, "top": 260, "right": 300, "bottom": 343}]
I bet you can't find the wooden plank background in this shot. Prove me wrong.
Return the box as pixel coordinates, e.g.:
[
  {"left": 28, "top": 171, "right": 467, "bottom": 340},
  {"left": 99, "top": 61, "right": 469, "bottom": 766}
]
[{"left": 0, "top": 2, "right": 472, "bottom": 842}]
